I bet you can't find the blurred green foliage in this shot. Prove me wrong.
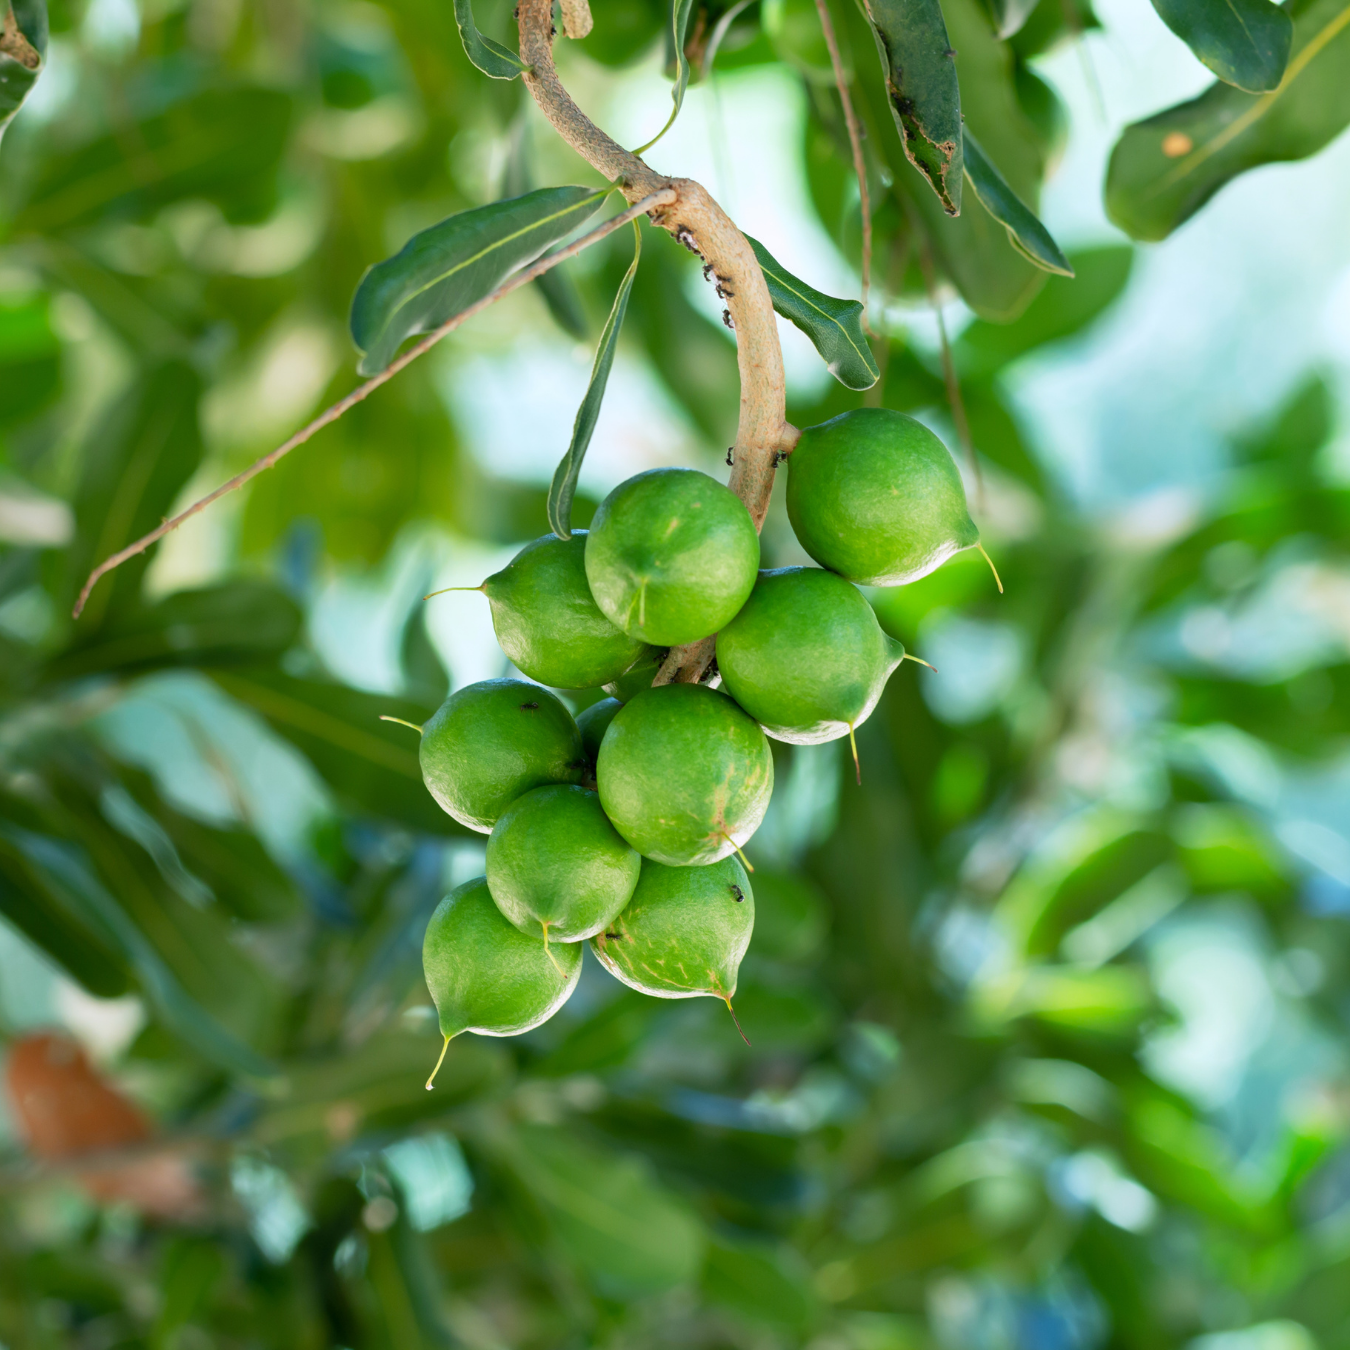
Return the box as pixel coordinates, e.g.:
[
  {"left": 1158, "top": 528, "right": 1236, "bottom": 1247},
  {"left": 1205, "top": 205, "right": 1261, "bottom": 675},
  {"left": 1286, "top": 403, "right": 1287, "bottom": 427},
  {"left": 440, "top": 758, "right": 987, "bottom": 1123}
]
[{"left": 1, "top": 1, "right": 1349, "bottom": 1348}]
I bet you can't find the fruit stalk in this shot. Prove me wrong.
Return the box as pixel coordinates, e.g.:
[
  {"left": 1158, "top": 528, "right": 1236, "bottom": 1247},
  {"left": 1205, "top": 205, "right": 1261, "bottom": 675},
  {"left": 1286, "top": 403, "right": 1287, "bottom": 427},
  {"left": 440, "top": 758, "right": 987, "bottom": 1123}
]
[{"left": 517, "top": 0, "right": 798, "bottom": 684}]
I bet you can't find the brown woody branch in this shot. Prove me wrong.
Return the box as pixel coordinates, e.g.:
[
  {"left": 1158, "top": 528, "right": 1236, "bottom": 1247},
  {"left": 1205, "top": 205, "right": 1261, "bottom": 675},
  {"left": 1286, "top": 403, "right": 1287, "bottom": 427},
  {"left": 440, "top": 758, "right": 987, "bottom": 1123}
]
[{"left": 517, "top": 0, "right": 797, "bottom": 686}]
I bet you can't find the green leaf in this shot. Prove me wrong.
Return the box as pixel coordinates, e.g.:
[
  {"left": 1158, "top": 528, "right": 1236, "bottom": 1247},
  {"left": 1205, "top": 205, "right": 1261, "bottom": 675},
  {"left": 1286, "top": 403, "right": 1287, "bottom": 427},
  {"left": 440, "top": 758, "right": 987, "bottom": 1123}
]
[
  {"left": 350, "top": 186, "right": 609, "bottom": 375},
  {"left": 206, "top": 669, "right": 464, "bottom": 835},
  {"left": 0, "top": 826, "right": 132, "bottom": 999},
  {"left": 859, "top": 0, "right": 964, "bottom": 213},
  {"left": 51, "top": 582, "right": 302, "bottom": 681},
  {"left": 548, "top": 221, "right": 641, "bottom": 539},
  {"left": 957, "top": 246, "right": 1134, "bottom": 375},
  {"left": 453, "top": 0, "right": 530, "bottom": 78},
  {"left": 0, "top": 291, "right": 59, "bottom": 429},
  {"left": 1150, "top": 0, "right": 1292, "bottom": 91},
  {"left": 634, "top": 0, "right": 696, "bottom": 152},
  {"left": 0, "top": 824, "right": 276, "bottom": 1078},
  {"left": 16, "top": 87, "right": 292, "bottom": 232},
  {"left": 1105, "top": 0, "right": 1350, "bottom": 240},
  {"left": 0, "top": 0, "right": 46, "bottom": 137},
  {"left": 60, "top": 362, "right": 204, "bottom": 630},
  {"left": 498, "top": 1124, "right": 705, "bottom": 1298},
  {"left": 745, "top": 235, "right": 880, "bottom": 390},
  {"left": 702, "top": 1237, "right": 819, "bottom": 1331},
  {"left": 980, "top": 0, "right": 1041, "bottom": 38},
  {"left": 962, "top": 126, "right": 1073, "bottom": 276}
]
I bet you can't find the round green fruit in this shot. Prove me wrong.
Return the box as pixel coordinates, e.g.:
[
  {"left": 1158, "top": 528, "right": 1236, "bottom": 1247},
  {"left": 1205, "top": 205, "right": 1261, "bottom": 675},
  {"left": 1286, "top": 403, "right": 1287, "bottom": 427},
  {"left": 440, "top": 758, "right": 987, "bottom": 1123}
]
[
  {"left": 716, "top": 567, "right": 906, "bottom": 744},
  {"left": 603, "top": 648, "right": 663, "bottom": 702},
  {"left": 585, "top": 468, "right": 760, "bottom": 645},
  {"left": 486, "top": 784, "right": 640, "bottom": 942},
  {"left": 419, "top": 680, "right": 584, "bottom": 833},
  {"left": 590, "top": 856, "right": 753, "bottom": 1001},
  {"left": 596, "top": 683, "right": 773, "bottom": 866},
  {"left": 576, "top": 697, "right": 622, "bottom": 765},
  {"left": 479, "top": 532, "right": 649, "bottom": 689},
  {"left": 423, "top": 877, "right": 581, "bottom": 1040},
  {"left": 786, "top": 408, "right": 979, "bottom": 585}
]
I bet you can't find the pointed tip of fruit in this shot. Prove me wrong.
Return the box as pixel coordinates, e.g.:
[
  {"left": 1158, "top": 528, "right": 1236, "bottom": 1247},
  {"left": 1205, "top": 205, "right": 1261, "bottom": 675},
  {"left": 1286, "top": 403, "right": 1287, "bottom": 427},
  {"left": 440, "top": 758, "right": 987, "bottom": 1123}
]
[
  {"left": 425, "top": 1033, "right": 452, "bottom": 1090},
  {"left": 425, "top": 583, "right": 485, "bottom": 601}
]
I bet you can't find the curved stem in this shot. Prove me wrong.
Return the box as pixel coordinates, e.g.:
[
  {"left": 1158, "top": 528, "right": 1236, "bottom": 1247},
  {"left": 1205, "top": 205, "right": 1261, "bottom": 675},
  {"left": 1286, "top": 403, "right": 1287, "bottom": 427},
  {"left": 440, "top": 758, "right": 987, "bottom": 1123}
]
[{"left": 519, "top": 0, "right": 795, "bottom": 684}]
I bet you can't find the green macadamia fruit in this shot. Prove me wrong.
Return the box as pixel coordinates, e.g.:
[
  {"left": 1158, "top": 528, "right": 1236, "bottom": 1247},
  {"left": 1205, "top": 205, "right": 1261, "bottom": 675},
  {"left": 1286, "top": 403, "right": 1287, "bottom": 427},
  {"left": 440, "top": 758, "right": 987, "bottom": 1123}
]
[
  {"left": 419, "top": 679, "right": 584, "bottom": 833},
  {"left": 590, "top": 856, "right": 753, "bottom": 1001},
  {"left": 585, "top": 468, "right": 760, "bottom": 645},
  {"left": 716, "top": 567, "right": 906, "bottom": 744},
  {"left": 481, "top": 532, "right": 650, "bottom": 689},
  {"left": 486, "top": 784, "right": 641, "bottom": 942},
  {"left": 786, "top": 408, "right": 979, "bottom": 585},
  {"left": 423, "top": 877, "right": 581, "bottom": 1038},
  {"left": 596, "top": 683, "right": 773, "bottom": 866},
  {"left": 576, "top": 697, "right": 622, "bottom": 765},
  {"left": 603, "top": 648, "right": 663, "bottom": 702}
]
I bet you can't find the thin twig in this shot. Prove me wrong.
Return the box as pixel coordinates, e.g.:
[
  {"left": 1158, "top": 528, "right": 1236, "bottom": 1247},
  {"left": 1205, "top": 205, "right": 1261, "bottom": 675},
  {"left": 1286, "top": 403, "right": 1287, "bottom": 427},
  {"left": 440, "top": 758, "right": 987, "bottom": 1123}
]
[
  {"left": 915, "top": 232, "right": 981, "bottom": 506},
  {"left": 72, "top": 190, "right": 675, "bottom": 620},
  {"left": 812, "top": 0, "right": 872, "bottom": 329}
]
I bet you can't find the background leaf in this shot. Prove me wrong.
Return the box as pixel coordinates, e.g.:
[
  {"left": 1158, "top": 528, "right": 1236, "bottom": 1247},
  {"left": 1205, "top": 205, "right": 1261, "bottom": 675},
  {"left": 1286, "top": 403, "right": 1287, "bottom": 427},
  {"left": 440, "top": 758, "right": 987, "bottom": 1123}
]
[
  {"left": 746, "top": 235, "right": 880, "bottom": 389},
  {"left": 1150, "top": 0, "right": 1292, "bottom": 91},
  {"left": 548, "top": 222, "right": 641, "bottom": 538},
  {"left": 1106, "top": 0, "right": 1350, "bottom": 239},
  {"left": 350, "top": 186, "right": 608, "bottom": 374},
  {"left": 0, "top": 0, "right": 45, "bottom": 136},
  {"left": 453, "top": 0, "right": 530, "bottom": 78},
  {"left": 962, "top": 126, "right": 1073, "bottom": 275}
]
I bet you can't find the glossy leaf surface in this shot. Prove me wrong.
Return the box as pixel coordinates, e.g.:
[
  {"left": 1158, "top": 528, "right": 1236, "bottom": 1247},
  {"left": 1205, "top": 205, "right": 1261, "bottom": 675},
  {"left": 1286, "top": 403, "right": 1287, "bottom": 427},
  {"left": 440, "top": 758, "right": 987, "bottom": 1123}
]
[
  {"left": 1106, "top": 0, "right": 1350, "bottom": 239},
  {"left": 350, "top": 186, "right": 607, "bottom": 374},
  {"left": 453, "top": 0, "right": 530, "bottom": 77},
  {"left": 549, "top": 222, "right": 641, "bottom": 538},
  {"left": 962, "top": 127, "right": 1073, "bottom": 276},
  {"left": 859, "top": 0, "right": 964, "bottom": 213},
  {"left": 1150, "top": 0, "right": 1292, "bottom": 91},
  {"left": 746, "top": 235, "right": 880, "bottom": 390}
]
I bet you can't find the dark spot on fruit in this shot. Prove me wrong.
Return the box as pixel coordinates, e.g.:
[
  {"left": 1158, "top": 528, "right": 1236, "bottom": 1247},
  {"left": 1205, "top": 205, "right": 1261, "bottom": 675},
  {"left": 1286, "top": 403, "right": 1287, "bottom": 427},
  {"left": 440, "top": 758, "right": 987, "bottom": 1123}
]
[
  {"left": 603, "top": 931, "right": 622, "bottom": 940},
  {"left": 520, "top": 701, "right": 539, "bottom": 710},
  {"left": 729, "top": 884, "right": 744, "bottom": 902}
]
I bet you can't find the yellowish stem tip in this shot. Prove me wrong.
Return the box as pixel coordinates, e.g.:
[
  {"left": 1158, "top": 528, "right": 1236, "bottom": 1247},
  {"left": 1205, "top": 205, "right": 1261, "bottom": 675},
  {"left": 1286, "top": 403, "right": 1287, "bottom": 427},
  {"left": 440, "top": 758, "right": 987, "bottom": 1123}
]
[
  {"left": 976, "top": 541, "right": 1003, "bottom": 594},
  {"left": 426, "top": 1034, "right": 451, "bottom": 1091},
  {"left": 902, "top": 653, "right": 938, "bottom": 673},
  {"left": 719, "top": 832, "right": 755, "bottom": 872},
  {"left": 424, "top": 584, "right": 484, "bottom": 600},
  {"left": 638, "top": 581, "right": 647, "bottom": 630},
  {"left": 379, "top": 715, "right": 424, "bottom": 734},
  {"left": 541, "top": 922, "right": 566, "bottom": 977},
  {"left": 724, "top": 997, "right": 752, "bottom": 1047},
  {"left": 848, "top": 724, "right": 861, "bottom": 787}
]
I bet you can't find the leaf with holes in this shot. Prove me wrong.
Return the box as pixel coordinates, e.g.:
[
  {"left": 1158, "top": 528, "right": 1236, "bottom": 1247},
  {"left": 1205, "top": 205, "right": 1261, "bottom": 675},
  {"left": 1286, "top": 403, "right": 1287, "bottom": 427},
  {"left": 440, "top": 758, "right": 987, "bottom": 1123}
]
[
  {"left": 1151, "top": 0, "right": 1292, "bottom": 92},
  {"left": 1105, "top": 0, "right": 1350, "bottom": 240},
  {"left": 549, "top": 223, "right": 641, "bottom": 539},
  {"left": 0, "top": 0, "right": 45, "bottom": 136},
  {"left": 453, "top": 0, "right": 530, "bottom": 78},
  {"left": 745, "top": 236, "right": 879, "bottom": 390},
  {"left": 859, "top": 0, "right": 963, "bottom": 213},
  {"left": 962, "top": 128, "right": 1073, "bottom": 276},
  {"left": 350, "top": 186, "right": 608, "bottom": 374}
]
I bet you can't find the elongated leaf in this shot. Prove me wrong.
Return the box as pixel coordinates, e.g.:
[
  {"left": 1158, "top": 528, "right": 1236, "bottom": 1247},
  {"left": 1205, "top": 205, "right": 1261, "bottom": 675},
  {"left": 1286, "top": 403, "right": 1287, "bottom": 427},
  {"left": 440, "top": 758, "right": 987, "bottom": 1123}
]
[
  {"left": 0, "top": 825, "right": 276, "bottom": 1078},
  {"left": 957, "top": 246, "right": 1134, "bottom": 374},
  {"left": 497, "top": 1124, "right": 705, "bottom": 1298},
  {"left": 1151, "top": 0, "right": 1292, "bottom": 91},
  {"left": 859, "top": 0, "right": 963, "bottom": 213},
  {"left": 17, "top": 87, "right": 291, "bottom": 232},
  {"left": 0, "top": 0, "right": 45, "bottom": 136},
  {"left": 745, "top": 235, "right": 880, "bottom": 390},
  {"left": 60, "top": 362, "right": 204, "bottom": 630},
  {"left": 206, "top": 669, "right": 463, "bottom": 835},
  {"left": 962, "top": 127, "right": 1073, "bottom": 276},
  {"left": 635, "top": 0, "right": 696, "bottom": 152},
  {"left": 980, "top": 0, "right": 1040, "bottom": 39},
  {"left": 1105, "top": 0, "right": 1350, "bottom": 240},
  {"left": 548, "top": 223, "right": 641, "bottom": 539},
  {"left": 453, "top": 0, "right": 530, "bottom": 78},
  {"left": 350, "top": 186, "right": 608, "bottom": 374},
  {"left": 50, "top": 582, "right": 302, "bottom": 681},
  {"left": 504, "top": 121, "right": 590, "bottom": 338}
]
